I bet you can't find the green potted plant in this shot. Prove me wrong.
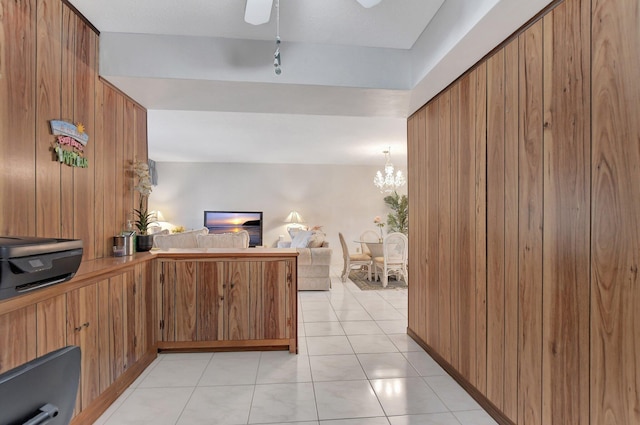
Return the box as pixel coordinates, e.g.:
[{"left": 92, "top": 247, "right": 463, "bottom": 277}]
[
  {"left": 133, "top": 160, "right": 155, "bottom": 251},
  {"left": 384, "top": 191, "right": 408, "bottom": 235}
]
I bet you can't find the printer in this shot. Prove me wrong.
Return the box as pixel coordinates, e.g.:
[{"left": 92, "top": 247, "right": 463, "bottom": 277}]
[{"left": 0, "top": 237, "right": 83, "bottom": 301}]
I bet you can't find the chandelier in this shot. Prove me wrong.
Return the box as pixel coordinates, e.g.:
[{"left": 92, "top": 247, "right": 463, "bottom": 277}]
[{"left": 373, "top": 147, "right": 406, "bottom": 193}]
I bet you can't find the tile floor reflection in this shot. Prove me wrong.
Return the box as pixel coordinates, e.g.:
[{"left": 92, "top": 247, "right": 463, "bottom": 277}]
[{"left": 94, "top": 273, "right": 497, "bottom": 425}]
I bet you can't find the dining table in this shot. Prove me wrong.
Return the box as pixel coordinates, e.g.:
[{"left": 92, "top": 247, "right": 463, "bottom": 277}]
[{"left": 355, "top": 239, "right": 384, "bottom": 259}]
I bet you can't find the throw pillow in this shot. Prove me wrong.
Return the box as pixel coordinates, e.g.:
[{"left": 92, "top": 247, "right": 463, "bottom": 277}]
[
  {"left": 290, "top": 230, "right": 313, "bottom": 248},
  {"left": 307, "top": 230, "right": 326, "bottom": 248}
]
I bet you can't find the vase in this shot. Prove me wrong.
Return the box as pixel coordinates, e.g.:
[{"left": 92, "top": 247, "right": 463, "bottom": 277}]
[{"left": 136, "top": 234, "right": 154, "bottom": 252}]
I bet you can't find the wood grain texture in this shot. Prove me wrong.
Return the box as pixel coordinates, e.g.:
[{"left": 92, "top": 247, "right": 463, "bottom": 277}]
[
  {"left": 197, "top": 261, "right": 224, "bottom": 341},
  {"left": 407, "top": 113, "right": 420, "bottom": 337},
  {"left": 227, "top": 261, "right": 251, "bottom": 340},
  {"left": 108, "top": 273, "right": 125, "bottom": 379},
  {"left": 0, "top": 0, "right": 36, "bottom": 236},
  {"left": 124, "top": 269, "right": 136, "bottom": 368},
  {"left": 425, "top": 101, "right": 440, "bottom": 349},
  {"left": 97, "top": 278, "right": 111, "bottom": 392},
  {"left": 67, "top": 284, "right": 100, "bottom": 412},
  {"left": 174, "top": 261, "right": 197, "bottom": 341},
  {"left": 591, "top": 0, "right": 640, "bottom": 424},
  {"left": 0, "top": 306, "right": 36, "bottom": 373},
  {"left": 542, "top": 1, "right": 591, "bottom": 424},
  {"left": 261, "top": 261, "right": 288, "bottom": 339},
  {"left": 449, "top": 84, "right": 460, "bottom": 369},
  {"left": 503, "top": 39, "right": 519, "bottom": 422},
  {"left": 60, "top": 5, "right": 74, "bottom": 239},
  {"left": 437, "top": 91, "right": 452, "bottom": 363},
  {"left": 474, "top": 62, "right": 488, "bottom": 397},
  {"left": 486, "top": 47, "right": 506, "bottom": 411},
  {"left": 518, "top": 21, "right": 544, "bottom": 425},
  {"left": 161, "top": 261, "right": 175, "bottom": 341},
  {"left": 72, "top": 14, "right": 96, "bottom": 260},
  {"left": 102, "top": 85, "right": 118, "bottom": 256},
  {"left": 457, "top": 72, "right": 477, "bottom": 384},
  {"left": 35, "top": 0, "right": 62, "bottom": 238},
  {"left": 36, "top": 294, "right": 66, "bottom": 356},
  {"left": 93, "top": 81, "right": 106, "bottom": 258}
]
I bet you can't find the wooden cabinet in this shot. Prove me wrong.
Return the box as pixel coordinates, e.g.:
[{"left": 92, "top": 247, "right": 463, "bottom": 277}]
[
  {"left": 67, "top": 283, "right": 100, "bottom": 412},
  {"left": 157, "top": 253, "right": 297, "bottom": 353}
]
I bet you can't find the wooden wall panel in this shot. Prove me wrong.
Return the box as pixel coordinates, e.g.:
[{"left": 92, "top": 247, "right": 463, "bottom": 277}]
[
  {"left": 437, "top": 91, "right": 452, "bottom": 363},
  {"left": 35, "top": 0, "right": 62, "bottom": 238},
  {"left": 1, "top": 0, "right": 147, "bottom": 258},
  {"left": 486, "top": 47, "right": 506, "bottom": 411},
  {"left": 94, "top": 80, "right": 106, "bottom": 258},
  {"left": 60, "top": 5, "right": 74, "bottom": 239},
  {"left": 102, "top": 85, "right": 119, "bottom": 256},
  {"left": 591, "top": 0, "right": 640, "bottom": 424},
  {"left": 407, "top": 114, "right": 420, "bottom": 334},
  {"left": 0, "top": 0, "right": 36, "bottom": 236},
  {"left": 518, "top": 21, "right": 544, "bottom": 425},
  {"left": 457, "top": 72, "right": 477, "bottom": 384},
  {"left": 503, "top": 39, "right": 520, "bottom": 422},
  {"left": 474, "top": 62, "right": 487, "bottom": 396},
  {"left": 425, "top": 101, "right": 440, "bottom": 349},
  {"left": 542, "top": 1, "right": 591, "bottom": 424},
  {"left": 415, "top": 108, "right": 428, "bottom": 341},
  {"left": 72, "top": 14, "right": 97, "bottom": 260},
  {"left": 449, "top": 83, "right": 460, "bottom": 369}
]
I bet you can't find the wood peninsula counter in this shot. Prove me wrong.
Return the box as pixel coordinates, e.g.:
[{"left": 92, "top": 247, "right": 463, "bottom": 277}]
[
  {"left": 0, "top": 248, "right": 298, "bottom": 425},
  {"left": 152, "top": 248, "right": 298, "bottom": 354}
]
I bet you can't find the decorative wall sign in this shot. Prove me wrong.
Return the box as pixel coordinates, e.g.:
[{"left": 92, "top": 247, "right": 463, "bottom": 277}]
[{"left": 50, "top": 120, "right": 89, "bottom": 168}]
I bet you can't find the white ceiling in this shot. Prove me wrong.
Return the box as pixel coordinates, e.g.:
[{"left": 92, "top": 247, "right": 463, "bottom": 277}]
[{"left": 68, "top": 0, "right": 552, "bottom": 165}]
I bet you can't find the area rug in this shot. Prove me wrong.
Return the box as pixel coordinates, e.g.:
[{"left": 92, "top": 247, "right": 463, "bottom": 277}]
[{"left": 348, "top": 270, "right": 407, "bottom": 290}]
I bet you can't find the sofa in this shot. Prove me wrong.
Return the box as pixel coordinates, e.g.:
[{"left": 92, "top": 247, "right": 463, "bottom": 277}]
[
  {"left": 153, "top": 228, "right": 250, "bottom": 249},
  {"left": 278, "top": 229, "right": 332, "bottom": 290}
]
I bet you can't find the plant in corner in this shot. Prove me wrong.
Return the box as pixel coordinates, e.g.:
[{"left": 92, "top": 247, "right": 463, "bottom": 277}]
[
  {"left": 133, "top": 160, "right": 154, "bottom": 251},
  {"left": 384, "top": 191, "right": 408, "bottom": 235}
]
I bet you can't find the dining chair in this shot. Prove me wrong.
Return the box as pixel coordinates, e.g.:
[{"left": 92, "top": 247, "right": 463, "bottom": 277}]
[
  {"left": 339, "top": 232, "right": 373, "bottom": 282},
  {"left": 373, "top": 232, "right": 408, "bottom": 287},
  {"left": 359, "top": 229, "right": 380, "bottom": 258}
]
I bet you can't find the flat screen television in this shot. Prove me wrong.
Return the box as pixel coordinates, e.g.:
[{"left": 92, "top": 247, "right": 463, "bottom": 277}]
[
  {"left": 204, "top": 211, "right": 263, "bottom": 247},
  {"left": 0, "top": 345, "right": 81, "bottom": 425}
]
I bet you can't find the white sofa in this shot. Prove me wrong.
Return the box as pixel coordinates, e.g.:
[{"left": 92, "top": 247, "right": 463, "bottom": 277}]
[
  {"left": 278, "top": 229, "right": 332, "bottom": 290},
  {"left": 153, "top": 228, "right": 250, "bottom": 249}
]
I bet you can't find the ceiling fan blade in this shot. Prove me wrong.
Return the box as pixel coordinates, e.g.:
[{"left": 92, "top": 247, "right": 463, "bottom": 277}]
[
  {"left": 245, "top": 0, "right": 274, "bottom": 25},
  {"left": 355, "top": 0, "right": 382, "bottom": 8}
]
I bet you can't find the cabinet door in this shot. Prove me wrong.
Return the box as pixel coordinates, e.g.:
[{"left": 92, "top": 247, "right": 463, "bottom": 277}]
[
  {"left": 36, "top": 294, "right": 67, "bottom": 356},
  {"left": 197, "top": 261, "right": 225, "bottom": 341},
  {"left": 226, "top": 261, "right": 253, "bottom": 340},
  {"left": 161, "top": 261, "right": 197, "bottom": 341},
  {"left": 0, "top": 306, "right": 36, "bottom": 374},
  {"left": 256, "top": 260, "right": 290, "bottom": 340},
  {"left": 67, "top": 283, "right": 100, "bottom": 412},
  {"left": 134, "top": 262, "right": 153, "bottom": 358}
]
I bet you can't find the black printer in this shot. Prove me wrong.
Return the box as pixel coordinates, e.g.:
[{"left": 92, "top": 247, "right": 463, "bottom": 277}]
[{"left": 0, "top": 237, "right": 83, "bottom": 301}]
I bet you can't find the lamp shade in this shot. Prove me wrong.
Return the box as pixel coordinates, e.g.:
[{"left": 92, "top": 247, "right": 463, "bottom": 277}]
[{"left": 284, "top": 211, "right": 305, "bottom": 224}]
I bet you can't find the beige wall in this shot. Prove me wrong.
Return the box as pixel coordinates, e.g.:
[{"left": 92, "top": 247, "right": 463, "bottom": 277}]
[{"left": 149, "top": 162, "right": 406, "bottom": 268}]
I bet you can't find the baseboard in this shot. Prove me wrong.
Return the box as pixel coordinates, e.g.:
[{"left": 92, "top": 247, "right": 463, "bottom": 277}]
[{"left": 407, "top": 328, "right": 516, "bottom": 425}]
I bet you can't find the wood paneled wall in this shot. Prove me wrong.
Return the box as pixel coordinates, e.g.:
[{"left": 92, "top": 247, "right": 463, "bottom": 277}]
[
  {"left": 0, "top": 0, "right": 147, "bottom": 260},
  {"left": 408, "top": 0, "right": 638, "bottom": 424}
]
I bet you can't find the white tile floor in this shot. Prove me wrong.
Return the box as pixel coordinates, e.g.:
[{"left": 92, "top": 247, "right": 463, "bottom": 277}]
[{"left": 94, "top": 273, "right": 498, "bottom": 425}]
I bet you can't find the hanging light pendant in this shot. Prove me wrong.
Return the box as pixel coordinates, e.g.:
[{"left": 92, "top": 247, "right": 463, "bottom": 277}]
[
  {"left": 273, "top": 0, "right": 282, "bottom": 75},
  {"left": 373, "top": 147, "right": 406, "bottom": 193}
]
